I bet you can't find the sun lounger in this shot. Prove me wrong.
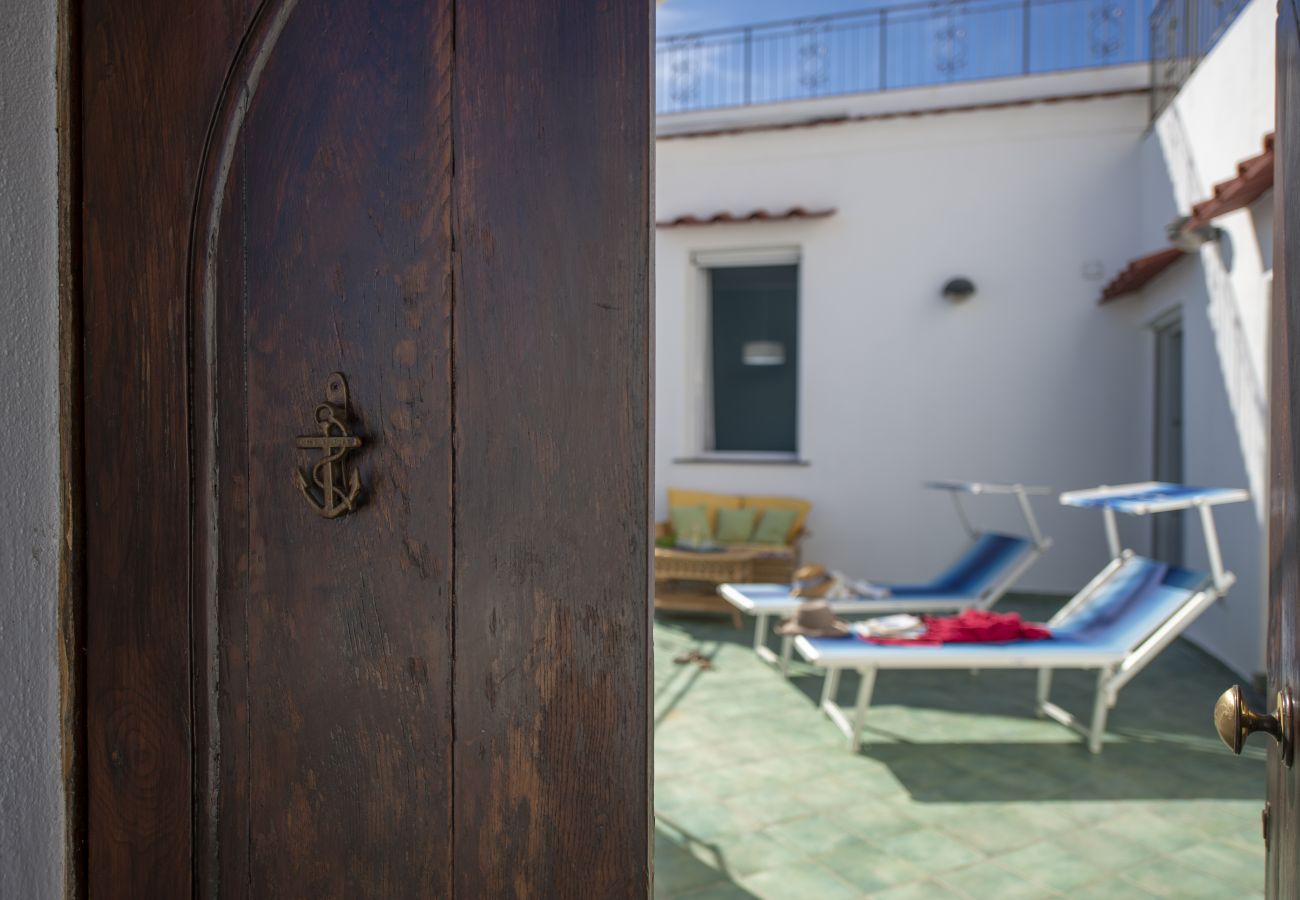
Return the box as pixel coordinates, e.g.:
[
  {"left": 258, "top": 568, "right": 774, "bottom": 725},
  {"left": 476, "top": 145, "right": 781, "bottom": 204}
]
[
  {"left": 720, "top": 481, "right": 1052, "bottom": 674},
  {"left": 794, "top": 482, "right": 1249, "bottom": 753}
]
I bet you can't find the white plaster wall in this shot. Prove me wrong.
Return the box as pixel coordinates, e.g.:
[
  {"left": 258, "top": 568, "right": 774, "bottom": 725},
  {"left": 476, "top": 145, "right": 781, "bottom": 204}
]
[
  {"left": 0, "top": 0, "right": 64, "bottom": 895},
  {"left": 1147, "top": 0, "right": 1277, "bottom": 217},
  {"left": 657, "top": 90, "right": 1155, "bottom": 602},
  {"left": 656, "top": 2, "right": 1274, "bottom": 678},
  {"left": 1126, "top": 0, "right": 1276, "bottom": 677}
]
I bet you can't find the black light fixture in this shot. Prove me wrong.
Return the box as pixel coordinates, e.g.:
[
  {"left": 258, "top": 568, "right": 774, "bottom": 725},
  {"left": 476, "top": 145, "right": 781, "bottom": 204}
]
[
  {"left": 942, "top": 277, "right": 976, "bottom": 302},
  {"left": 1167, "top": 215, "right": 1222, "bottom": 253}
]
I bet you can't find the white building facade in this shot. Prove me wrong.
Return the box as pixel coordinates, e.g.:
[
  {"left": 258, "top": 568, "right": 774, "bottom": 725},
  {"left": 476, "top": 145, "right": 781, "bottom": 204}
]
[{"left": 655, "top": 0, "right": 1275, "bottom": 678}]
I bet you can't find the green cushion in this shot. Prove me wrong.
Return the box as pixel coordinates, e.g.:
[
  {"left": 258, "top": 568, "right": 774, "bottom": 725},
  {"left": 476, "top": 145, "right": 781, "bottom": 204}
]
[
  {"left": 751, "top": 508, "right": 798, "bottom": 545},
  {"left": 669, "top": 505, "right": 712, "bottom": 543},
  {"left": 715, "top": 507, "right": 758, "bottom": 543}
]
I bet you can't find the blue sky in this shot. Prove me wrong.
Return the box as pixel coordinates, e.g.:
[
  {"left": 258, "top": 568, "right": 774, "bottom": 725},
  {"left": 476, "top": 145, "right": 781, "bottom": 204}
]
[{"left": 657, "top": 0, "right": 879, "bottom": 37}]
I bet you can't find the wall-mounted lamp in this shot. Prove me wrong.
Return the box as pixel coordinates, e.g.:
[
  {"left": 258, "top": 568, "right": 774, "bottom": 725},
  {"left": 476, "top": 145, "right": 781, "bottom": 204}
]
[
  {"left": 941, "top": 277, "right": 976, "bottom": 302},
  {"left": 1167, "top": 215, "right": 1223, "bottom": 253},
  {"left": 742, "top": 340, "right": 786, "bottom": 366}
]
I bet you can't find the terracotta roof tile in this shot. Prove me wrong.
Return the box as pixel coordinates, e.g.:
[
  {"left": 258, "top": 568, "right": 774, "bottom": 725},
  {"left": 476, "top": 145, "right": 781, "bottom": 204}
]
[
  {"left": 1100, "top": 132, "right": 1274, "bottom": 304},
  {"left": 1186, "top": 132, "right": 1274, "bottom": 228},
  {"left": 656, "top": 206, "right": 835, "bottom": 228},
  {"left": 1099, "top": 247, "right": 1183, "bottom": 304}
]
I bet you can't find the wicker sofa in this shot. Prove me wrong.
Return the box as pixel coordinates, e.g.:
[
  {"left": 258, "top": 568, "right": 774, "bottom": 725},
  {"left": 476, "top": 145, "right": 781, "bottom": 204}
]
[{"left": 657, "top": 488, "right": 811, "bottom": 584}]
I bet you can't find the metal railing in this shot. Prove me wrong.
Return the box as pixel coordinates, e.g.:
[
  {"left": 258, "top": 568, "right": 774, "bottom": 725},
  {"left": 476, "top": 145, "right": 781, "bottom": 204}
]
[
  {"left": 657, "top": 0, "right": 1150, "bottom": 115},
  {"left": 1149, "top": 0, "right": 1250, "bottom": 119}
]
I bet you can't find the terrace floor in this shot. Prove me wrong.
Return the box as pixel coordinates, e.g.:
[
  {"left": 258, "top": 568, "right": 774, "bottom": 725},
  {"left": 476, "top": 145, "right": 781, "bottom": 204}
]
[{"left": 653, "top": 595, "right": 1267, "bottom": 899}]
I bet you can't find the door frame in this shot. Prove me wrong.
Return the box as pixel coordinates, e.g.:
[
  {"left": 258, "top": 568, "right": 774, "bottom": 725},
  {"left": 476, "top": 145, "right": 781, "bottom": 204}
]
[
  {"left": 1268, "top": 0, "right": 1300, "bottom": 889},
  {"left": 56, "top": 0, "right": 85, "bottom": 894},
  {"left": 1151, "top": 308, "right": 1185, "bottom": 566}
]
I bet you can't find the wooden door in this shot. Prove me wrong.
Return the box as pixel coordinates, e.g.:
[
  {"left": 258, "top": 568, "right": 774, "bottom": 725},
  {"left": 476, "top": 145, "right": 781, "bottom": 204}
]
[
  {"left": 80, "top": 1, "right": 651, "bottom": 897},
  {"left": 1270, "top": 0, "right": 1300, "bottom": 891}
]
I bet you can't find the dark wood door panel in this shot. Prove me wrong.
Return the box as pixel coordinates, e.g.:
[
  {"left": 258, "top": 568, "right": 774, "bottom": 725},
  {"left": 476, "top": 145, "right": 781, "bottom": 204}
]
[
  {"left": 82, "top": 0, "right": 650, "bottom": 895},
  {"left": 451, "top": 1, "right": 653, "bottom": 895},
  {"left": 198, "top": 0, "right": 455, "bottom": 895}
]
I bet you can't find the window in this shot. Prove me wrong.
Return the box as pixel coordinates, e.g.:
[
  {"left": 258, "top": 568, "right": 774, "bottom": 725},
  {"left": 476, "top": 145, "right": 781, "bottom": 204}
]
[{"left": 705, "top": 264, "right": 799, "bottom": 455}]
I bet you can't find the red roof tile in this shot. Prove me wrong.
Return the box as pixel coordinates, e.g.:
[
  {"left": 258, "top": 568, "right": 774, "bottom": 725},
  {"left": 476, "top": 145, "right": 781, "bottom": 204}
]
[
  {"left": 656, "top": 206, "right": 835, "bottom": 228},
  {"left": 1100, "top": 132, "right": 1274, "bottom": 304},
  {"left": 1186, "top": 132, "right": 1274, "bottom": 228},
  {"left": 1099, "top": 247, "right": 1183, "bottom": 304}
]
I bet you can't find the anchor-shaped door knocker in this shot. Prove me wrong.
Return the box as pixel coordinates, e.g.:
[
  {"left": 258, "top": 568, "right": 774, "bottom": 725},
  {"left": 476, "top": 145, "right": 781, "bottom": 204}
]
[{"left": 293, "top": 372, "right": 363, "bottom": 518}]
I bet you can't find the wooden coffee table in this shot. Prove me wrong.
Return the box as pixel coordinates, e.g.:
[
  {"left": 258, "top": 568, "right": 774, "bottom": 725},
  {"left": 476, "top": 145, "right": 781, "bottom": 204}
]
[{"left": 654, "top": 547, "right": 757, "bottom": 628}]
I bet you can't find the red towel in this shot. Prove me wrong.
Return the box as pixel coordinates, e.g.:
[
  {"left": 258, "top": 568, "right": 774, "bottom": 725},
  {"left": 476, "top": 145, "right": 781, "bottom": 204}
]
[{"left": 861, "top": 609, "right": 1051, "bottom": 646}]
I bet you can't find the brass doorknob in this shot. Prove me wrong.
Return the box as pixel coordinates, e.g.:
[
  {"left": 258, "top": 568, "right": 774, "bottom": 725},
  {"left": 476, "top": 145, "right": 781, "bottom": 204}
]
[{"left": 1214, "top": 684, "right": 1294, "bottom": 766}]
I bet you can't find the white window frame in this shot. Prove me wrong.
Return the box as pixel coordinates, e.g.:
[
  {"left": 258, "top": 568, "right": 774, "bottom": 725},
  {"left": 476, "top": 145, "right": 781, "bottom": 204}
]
[{"left": 684, "top": 246, "right": 802, "bottom": 462}]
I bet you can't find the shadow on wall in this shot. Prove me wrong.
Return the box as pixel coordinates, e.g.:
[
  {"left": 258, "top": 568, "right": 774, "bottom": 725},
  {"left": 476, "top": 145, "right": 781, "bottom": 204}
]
[
  {"left": 1147, "top": 96, "right": 1270, "bottom": 676},
  {"left": 1154, "top": 108, "right": 1269, "bottom": 522},
  {"left": 1251, "top": 202, "right": 1273, "bottom": 272},
  {"left": 1201, "top": 236, "right": 1267, "bottom": 509}
]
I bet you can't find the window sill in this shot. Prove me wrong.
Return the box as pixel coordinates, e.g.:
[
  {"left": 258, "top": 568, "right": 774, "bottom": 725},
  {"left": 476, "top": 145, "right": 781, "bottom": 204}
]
[{"left": 672, "top": 454, "right": 810, "bottom": 467}]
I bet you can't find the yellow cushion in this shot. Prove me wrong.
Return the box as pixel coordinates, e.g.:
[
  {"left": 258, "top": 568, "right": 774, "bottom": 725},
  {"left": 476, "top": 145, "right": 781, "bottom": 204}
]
[
  {"left": 740, "top": 495, "right": 811, "bottom": 544},
  {"left": 666, "top": 488, "right": 742, "bottom": 531}
]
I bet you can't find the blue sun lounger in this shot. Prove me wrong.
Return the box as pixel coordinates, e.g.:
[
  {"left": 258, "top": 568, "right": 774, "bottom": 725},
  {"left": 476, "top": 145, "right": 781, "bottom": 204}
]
[
  {"left": 794, "top": 482, "right": 1249, "bottom": 753},
  {"left": 719, "top": 482, "right": 1052, "bottom": 674}
]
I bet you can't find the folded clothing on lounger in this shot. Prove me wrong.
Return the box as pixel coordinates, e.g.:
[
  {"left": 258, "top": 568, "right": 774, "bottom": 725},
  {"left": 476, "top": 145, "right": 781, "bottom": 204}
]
[{"left": 858, "top": 609, "right": 1051, "bottom": 646}]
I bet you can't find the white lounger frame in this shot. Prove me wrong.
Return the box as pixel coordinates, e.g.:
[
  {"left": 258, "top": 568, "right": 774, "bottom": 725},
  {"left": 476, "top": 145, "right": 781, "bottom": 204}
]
[
  {"left": 724, "top": 481, "right": 1053, "bottom": 676},
  {"left": 803, "top": 483, "right": 1246, "bottom": 754}
]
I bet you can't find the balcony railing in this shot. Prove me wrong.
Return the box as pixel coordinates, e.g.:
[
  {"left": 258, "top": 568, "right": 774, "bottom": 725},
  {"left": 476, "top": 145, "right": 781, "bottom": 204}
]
[
  {"left": 1149, "top": 0, "right": 1250, "bottom": 119},
  {"left": 656, "top": 0, "right": 1150, "bottom": 116}
]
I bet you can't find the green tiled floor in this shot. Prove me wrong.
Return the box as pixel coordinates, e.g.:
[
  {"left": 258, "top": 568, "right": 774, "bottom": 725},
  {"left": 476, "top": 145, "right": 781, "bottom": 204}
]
[{"left": 654, "top": 595, "right": 1267, "bottom": 899}]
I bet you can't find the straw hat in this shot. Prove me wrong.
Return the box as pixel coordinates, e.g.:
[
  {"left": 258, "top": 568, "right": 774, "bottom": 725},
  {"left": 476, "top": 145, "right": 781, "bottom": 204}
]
[
  {"left": 775, "top": 600, "right": 850, "bottom": 637},
  {"left": 791, "top": 563, "right": 833, "bottom": 598}
]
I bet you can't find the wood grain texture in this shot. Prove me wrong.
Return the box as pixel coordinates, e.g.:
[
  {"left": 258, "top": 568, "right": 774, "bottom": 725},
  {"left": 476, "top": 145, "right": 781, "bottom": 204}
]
[
  {"left": 82, "top": 0, "right": 650, "bottom": 894},
  {"left": 452, "top": 1, "right": 654, "bottom": 895},
  {"left": 81, "top": 1, "right": 257, "bottom": 895},
  {"left": 1269, "top": 2, "right": 1300, "bottom": 894},
  {"left": 198, "top": 0, "right": 455, "bottom": 895}
]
